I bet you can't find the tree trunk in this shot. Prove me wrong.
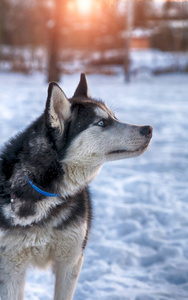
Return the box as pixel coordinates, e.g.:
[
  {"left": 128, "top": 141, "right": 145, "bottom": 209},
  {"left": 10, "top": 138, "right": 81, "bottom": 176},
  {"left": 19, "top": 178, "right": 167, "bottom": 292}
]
[
  {"left": 47, "top": 0, "right": 65, "bottom": 83},
  {"left": 124, "top": 0, "right": 134, "bottom": 82}
]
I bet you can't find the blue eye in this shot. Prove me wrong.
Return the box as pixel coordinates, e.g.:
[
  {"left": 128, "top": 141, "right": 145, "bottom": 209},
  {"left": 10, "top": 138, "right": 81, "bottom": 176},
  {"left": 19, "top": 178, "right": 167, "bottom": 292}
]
[{"left": 97, "top": 120, "right": 105, "bottom": 127}]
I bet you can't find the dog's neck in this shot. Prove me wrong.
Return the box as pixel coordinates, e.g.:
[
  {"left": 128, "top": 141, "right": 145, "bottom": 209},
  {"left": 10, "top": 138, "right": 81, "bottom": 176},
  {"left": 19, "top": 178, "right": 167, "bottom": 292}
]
[
  {"left": 60, "top": 162, "right": 102, "bottom": 197},
  {"left": 26, "top": 177, "right": 60, "bottom": 198}
]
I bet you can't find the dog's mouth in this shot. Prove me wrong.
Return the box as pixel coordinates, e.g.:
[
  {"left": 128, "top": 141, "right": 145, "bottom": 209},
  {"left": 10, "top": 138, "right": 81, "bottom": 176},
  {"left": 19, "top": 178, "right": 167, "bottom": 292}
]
[{"left": 108, "top": 142, "right": 150, "bottom": 156}]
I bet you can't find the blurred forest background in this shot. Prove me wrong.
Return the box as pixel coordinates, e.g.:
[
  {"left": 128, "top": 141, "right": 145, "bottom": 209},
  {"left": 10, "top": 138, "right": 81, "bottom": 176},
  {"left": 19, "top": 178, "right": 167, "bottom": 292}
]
[{"left": 0, "top": 0, "right": 188, "bottom": 82}]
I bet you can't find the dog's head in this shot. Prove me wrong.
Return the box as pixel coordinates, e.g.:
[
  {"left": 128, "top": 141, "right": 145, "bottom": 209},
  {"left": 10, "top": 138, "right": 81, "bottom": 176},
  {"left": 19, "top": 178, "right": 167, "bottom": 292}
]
[{"left": 45, "top": 74, "right": 152, "bottom": 190}]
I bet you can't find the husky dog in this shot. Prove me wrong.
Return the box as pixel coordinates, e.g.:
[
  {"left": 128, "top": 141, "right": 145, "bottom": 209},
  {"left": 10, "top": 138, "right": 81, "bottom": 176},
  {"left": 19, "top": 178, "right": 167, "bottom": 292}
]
[{"left": 0, "top": 74, "right": 152, "bottom": 300}]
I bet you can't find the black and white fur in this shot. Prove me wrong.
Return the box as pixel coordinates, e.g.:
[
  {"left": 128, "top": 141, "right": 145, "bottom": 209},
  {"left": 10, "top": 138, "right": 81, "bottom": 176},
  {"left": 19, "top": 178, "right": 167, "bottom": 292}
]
[{"left": 0, "top": 74, "right": 152, "bottom": 300}]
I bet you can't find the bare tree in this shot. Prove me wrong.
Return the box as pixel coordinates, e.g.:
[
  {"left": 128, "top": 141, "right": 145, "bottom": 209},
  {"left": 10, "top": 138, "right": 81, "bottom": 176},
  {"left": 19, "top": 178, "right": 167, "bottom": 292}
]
[
  {"left": 124, "top": 0, "right": 134, "bottom": 82},
  {"left": 47, "top": 0, "right": 66, "bottom": 83}
]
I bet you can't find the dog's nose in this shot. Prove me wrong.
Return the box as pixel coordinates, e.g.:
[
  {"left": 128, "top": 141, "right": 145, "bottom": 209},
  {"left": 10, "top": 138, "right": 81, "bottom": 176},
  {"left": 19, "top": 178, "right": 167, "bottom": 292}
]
[{"left": 140, "top": 125, "right": 153, "bottom": 138}]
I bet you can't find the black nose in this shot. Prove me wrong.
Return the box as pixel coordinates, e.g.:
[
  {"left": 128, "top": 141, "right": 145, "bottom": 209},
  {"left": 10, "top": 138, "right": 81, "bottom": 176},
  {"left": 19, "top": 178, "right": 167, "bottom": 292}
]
[{"left": 140, "top": 125, "right": 152, "bottom": 138}]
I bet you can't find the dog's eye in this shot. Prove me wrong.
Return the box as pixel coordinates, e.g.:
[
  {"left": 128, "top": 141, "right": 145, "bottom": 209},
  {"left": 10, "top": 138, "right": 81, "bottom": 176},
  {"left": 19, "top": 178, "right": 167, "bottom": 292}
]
[{"left": 96, "top": 120, "right": 105, "bottom": 127}]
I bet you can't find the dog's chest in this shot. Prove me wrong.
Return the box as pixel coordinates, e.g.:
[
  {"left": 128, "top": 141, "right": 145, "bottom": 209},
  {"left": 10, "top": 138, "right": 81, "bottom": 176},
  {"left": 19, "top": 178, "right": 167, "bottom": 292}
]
[
  {"left": 1, "top": 221, "right": 87, "bottom": 267},
  {"left": 49, "top": 222, "right": 87, "bottom": 263}
]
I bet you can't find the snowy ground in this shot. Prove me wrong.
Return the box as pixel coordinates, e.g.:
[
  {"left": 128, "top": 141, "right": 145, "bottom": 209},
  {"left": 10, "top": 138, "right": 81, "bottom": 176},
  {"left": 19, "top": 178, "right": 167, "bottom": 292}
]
[
  {"left": 1, "top": 47, "right": 188, "bottom": 75},
  {"left": 0, "top": 71, "right": 188, "bottom": 300}
]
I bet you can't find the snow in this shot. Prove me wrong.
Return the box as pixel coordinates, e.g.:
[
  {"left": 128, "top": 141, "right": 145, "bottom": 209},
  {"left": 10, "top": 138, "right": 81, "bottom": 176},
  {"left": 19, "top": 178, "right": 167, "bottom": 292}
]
[
  {"left": 0, "top": 71, "right": 188, "bottom": 300},
  {"left": 1, "top": 47, "right": 188, "bottom": 75}
]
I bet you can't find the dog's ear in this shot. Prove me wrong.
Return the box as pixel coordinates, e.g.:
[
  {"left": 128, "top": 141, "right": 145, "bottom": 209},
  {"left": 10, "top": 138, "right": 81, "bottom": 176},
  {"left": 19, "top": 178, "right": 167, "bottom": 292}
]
[
  {"left": 45, "top": 82, "right": 71, "bottom": 132},
  {"left": 73, "top": 73, "right": 90, "bottom": 98}
]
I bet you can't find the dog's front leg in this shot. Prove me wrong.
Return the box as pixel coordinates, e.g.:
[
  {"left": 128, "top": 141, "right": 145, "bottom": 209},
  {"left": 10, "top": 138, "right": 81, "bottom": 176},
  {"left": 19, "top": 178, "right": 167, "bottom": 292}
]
[
  {"left": 54, "top": 254, "right": 83, "bottom": 300},
  {"left": 0, "top": 253, "right": 26, "bottom": 300}
]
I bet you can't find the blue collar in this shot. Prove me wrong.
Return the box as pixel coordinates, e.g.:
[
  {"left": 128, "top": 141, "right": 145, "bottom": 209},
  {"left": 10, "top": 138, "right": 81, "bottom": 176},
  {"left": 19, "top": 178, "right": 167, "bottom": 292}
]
[{"left": 26, "top": 177, "right": 60, "bottom": 198}]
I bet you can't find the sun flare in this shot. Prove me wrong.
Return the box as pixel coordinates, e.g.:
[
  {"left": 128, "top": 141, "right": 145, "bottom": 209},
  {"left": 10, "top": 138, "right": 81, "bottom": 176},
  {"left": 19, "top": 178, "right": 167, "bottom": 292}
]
[{"left": 77, "top": 0, "right": 93, "bottom": 15}]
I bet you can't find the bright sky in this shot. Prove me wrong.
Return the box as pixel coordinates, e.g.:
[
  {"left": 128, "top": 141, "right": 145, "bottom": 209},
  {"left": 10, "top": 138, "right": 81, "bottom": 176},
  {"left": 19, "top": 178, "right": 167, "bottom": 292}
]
[
  {"left": 74, "top": 0, "right": 187, "bottom": 16},
  {"left": 77, "top": 0, "right": 93, "bottom": 15}
]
